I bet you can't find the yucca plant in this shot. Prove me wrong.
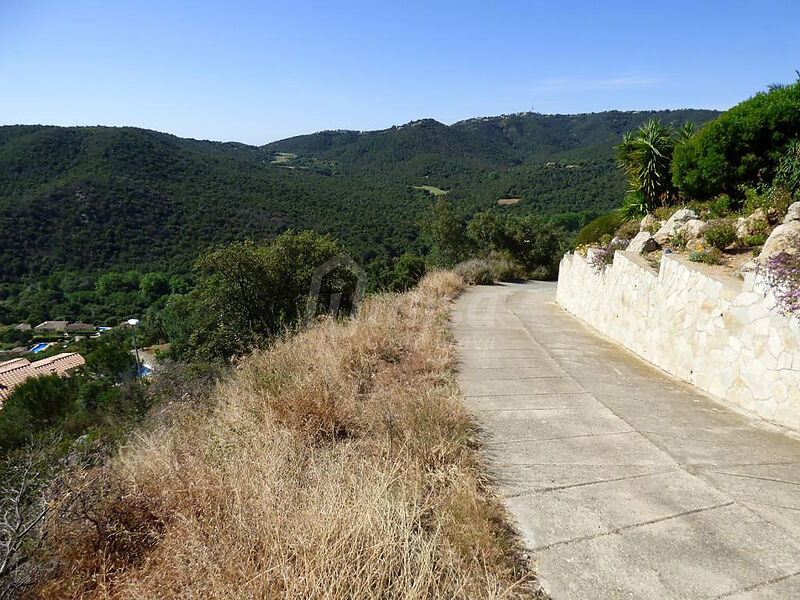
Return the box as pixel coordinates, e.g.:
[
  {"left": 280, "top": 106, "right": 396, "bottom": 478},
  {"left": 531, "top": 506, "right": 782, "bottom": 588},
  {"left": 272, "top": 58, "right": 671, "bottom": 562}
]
[{"left": 616, "top": 118, "right": 679, "bottom": 212}]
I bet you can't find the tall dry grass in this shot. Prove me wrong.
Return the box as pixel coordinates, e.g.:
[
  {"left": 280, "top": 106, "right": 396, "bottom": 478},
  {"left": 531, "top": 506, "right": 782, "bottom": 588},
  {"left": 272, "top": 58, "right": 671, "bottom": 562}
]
[{"left": 34, "top": 272, "right": 541, "bottom": 599}]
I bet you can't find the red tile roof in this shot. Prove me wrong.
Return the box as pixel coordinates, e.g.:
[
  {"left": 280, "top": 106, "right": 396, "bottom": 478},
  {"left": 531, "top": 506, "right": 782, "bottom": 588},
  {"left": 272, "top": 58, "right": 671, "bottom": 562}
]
[{"left": 0, "top": 353, "right": 85, "bottom": 406}]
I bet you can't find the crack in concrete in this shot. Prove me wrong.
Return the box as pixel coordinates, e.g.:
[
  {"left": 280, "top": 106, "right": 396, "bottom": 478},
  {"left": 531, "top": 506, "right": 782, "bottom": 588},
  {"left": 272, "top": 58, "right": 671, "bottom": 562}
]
[
  {"left": 465, "top": 391, "right": 589, "bottom": 398},
  {"left": 703, "top": 470, "right": 800, "bottom": 487},
  {"left": 505, "top": 469, "right": 676, "bottom": 498},
  {"left": 532, "top": 502, "right": 736, "bottom": 552},
  {"left": 460, "top": 374, "right": 570, "bottom": 382},
  {"left": 743, "top": 500, "right": 800, "bottom": 513},
  {"left": 712, "top": 569, "right": 800, "bottom": 599},
  {"left": 489, "top": 430, "right": 636, "bottom": 446}
]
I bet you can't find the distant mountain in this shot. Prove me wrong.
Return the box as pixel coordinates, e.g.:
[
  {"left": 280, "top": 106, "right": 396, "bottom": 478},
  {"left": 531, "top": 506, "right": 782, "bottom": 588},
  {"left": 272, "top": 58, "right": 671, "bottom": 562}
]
[
  {"left": 265, "top": 110, "right": 719, "bottom": 172},
  {"left": 0, "top": 109, "right": 719, "bottom": 282}
]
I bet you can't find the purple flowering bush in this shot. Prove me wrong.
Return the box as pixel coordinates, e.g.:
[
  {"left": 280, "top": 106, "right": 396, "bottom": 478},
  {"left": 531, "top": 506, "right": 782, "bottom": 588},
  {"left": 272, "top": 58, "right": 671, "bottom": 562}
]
[
  {"left": 587, "top": 238, "right": 629, "bottom": 274},
  {"left": 757, "top": 252, "right": 800, "bottom": 316}
]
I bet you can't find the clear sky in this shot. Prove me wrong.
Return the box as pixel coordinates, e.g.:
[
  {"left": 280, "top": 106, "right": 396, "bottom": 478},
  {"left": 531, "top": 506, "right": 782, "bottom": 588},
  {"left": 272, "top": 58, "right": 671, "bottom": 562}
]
[{"left": 1, "top": 0, "right": 798, "bottom": 145}]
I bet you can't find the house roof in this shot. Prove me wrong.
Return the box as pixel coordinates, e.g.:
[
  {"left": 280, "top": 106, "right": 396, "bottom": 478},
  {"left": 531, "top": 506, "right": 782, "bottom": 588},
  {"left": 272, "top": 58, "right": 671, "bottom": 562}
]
[
  {"left": 35, "top": 320, "right": 68, "bottom": 329},
  {"left": 0, "top": 353, "right": 85, "bottom": 405}
]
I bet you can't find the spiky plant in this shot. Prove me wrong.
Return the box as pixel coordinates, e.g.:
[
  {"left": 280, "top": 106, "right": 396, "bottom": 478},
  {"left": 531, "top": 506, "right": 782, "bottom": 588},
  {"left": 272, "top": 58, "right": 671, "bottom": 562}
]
[{"left": 616, "top": 118, "right": 679, "bottom": 212}]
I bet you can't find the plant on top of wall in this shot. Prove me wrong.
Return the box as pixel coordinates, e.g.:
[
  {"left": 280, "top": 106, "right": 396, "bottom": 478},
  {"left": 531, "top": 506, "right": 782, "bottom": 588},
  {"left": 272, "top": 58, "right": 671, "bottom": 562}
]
[
  {"left": 689, "top": 246, "right": 724, "bottom": 265},
  {"left": 587, "top": 238, "right": 628, "bottom": 274},
  {"left": 757, "top": 252, "right": 800, "bottom": 316}
]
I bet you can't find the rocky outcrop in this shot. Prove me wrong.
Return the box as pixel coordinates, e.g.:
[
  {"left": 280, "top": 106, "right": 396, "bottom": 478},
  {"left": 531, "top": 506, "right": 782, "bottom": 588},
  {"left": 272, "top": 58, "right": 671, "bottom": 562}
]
[
  {"left": 653, "top": 208, "right": 697, "bottom": 244},
  {"left": 784, "top": 202, "right": 800, "bottom": 223},
  {"left": 736, "top": 208, "right": 768, "bottom": 238},
  {"left": 678, "top": 219, "right": 708, "bottom": 240},
  {"left": 758, "top": 221, "right": 800, "bottom": 260},
  {"left": 626, "top": 232, "right": 660, "bottom": 254},
  {"left": 640, "top": 214, "right": 658, "bottom": 232}
]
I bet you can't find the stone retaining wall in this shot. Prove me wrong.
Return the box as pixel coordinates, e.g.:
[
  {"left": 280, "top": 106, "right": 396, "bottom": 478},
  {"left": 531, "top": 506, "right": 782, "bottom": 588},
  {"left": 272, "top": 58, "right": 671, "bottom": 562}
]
[{"left": 556, "top": 251, "right": 800, "bottom": 431}]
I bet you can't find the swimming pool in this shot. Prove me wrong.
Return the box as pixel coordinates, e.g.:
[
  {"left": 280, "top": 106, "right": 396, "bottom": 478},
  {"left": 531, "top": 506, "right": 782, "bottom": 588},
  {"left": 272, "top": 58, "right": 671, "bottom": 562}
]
[{"left": 30, "top": 342, "right": 51, "bottom": 353}]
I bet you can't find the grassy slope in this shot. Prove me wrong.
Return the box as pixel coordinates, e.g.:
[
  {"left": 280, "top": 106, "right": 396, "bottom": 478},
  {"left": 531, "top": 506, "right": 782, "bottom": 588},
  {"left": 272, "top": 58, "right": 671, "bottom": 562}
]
[{"left": 37, "top": 273, "right": 542, "bottom": 599}]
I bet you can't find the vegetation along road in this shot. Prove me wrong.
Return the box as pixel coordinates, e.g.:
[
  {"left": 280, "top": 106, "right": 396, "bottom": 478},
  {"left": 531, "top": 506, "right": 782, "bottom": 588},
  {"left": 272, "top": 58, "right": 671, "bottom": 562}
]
[{"left": 453, "top": 281, "right": 800, "bottom": 599}]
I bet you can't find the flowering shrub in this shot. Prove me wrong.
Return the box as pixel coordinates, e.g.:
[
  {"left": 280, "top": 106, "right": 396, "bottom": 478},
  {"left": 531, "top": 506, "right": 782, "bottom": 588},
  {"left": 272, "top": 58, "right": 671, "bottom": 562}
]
[
  {"left": 689, "top": 245, "right": 723, "bottom": 264},
  {"left": 757, "top": 252, "right": 800, "bottom": 316},
  {"left": 587, "top": 238, "right": 629, "bottom": 273}
]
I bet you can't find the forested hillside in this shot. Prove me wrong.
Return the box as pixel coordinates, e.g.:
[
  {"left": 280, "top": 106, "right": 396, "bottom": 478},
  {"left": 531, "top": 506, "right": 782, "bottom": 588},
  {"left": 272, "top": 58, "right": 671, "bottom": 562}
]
[
  {"left": 0, "top": 109, "right": 717, "bottom": 285},
  {"left": 266, "top": 109, "right": 718, "bottom": 226}
]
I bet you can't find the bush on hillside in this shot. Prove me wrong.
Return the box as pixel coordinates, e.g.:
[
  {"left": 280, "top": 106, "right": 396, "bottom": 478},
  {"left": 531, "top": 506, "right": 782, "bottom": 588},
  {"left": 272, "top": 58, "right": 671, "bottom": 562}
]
[
  {"left": 164, "top": 232, "right": 360, "bottom": 361},
  {"left": 454, "top": 259, "right": 495, "bottom": 285},
  {"left": 673, "top": 83, "right": 800, "bottom": 199},
  {"left": 757, "top": 252, "right": 800, "bottom": 315},
  {"left": 367, "top": 254, "right": 427, "bottom": 293},
  {"left": 775, "top": 139, "right": 800, "bottom": 199},
  {"left": 689, "top": 247, "right": 724, "bottom": 265},
  {"left": 574, "top": 212, "right": 624, "bottom": 246},
  {"left": 484, "top": 252, "right": 526, "bottom": 281},
  {"left": 466, "top": 210, "right": 566, "bottom": 279},
  {"left": 703, "top": 220, "right": 738, "bottom": 250},
  {"left": 614, "top": 220, "right": 640, "bottom": 241}
]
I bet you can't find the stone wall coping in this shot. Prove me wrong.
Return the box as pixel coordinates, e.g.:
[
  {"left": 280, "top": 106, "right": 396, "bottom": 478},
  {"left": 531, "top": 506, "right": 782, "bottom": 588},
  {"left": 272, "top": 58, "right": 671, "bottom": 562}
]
[
  {"left": 661, "top": 252, "right": 744, "bottom": 294},
  {"left": 613, "top": 250, "right": 658, "bottom": 276}
]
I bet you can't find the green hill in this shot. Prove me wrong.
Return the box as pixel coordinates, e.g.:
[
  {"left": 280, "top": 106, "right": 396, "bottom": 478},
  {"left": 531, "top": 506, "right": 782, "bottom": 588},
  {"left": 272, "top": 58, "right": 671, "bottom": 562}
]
[{"left": 0, "top": 109, "right": 718, "bottom": 283}]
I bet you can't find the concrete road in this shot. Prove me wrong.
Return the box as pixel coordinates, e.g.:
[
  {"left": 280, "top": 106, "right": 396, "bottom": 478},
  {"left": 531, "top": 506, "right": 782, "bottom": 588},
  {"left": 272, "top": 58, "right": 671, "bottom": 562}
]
[{"left": 452, "top": 281, "right": 800, "bottom": 600}]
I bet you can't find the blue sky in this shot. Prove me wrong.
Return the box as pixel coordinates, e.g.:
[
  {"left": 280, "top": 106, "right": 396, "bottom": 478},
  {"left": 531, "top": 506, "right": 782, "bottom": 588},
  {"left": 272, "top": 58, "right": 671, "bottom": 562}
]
[{"left": 1, "top": 0, "right": 798, "bottom": 144}]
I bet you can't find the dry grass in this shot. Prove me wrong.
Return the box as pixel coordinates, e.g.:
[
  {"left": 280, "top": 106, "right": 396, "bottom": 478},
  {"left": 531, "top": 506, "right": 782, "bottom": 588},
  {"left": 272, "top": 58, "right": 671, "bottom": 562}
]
[{"left": 33, "top": 271, "right": 541, "bottom": 599}]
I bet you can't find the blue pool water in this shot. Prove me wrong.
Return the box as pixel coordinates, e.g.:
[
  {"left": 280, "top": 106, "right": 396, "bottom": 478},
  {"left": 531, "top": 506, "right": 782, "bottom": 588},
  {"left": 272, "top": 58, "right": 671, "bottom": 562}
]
[{"left": 30, "top": 342, "right": 50, "bottom": 353}]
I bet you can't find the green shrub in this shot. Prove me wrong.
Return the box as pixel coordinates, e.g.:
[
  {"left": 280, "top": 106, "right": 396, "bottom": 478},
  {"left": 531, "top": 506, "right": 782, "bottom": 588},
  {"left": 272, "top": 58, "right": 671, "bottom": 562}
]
[
  {"left": 651, "top": 206, "right": 678, "bottom": 222},
  {"left": 707, "top": 194, "right": 734, "bottom": 218},
  {"left": 484, "top": 252, "right": 525, "bottom": 281},
  {"left": 620, "top": 191, "right": 649, "bottom": 220},
  {"left": 454, "top": 259, "right": 494, "bottom": 285},
  {"left": 689, "top": 247, "right": 724, "bottom": 265},
  {"left": 165, "top": 232, "right": 360, "bottom": 361},
  {"left": 704, "top": 221, "right": 737, "bottom": 250},
  {"left": 744, "top": 232, "right": 769, "bottom": 247},
  {"left": 466, "top": 209, "right": 567, "bottom": 279},
  {"left": 673, "top": 83, "right": 800, "bottom": 199},
  {"left": 574, "top": 213, "right": 624, "bottom": 246},
  {"left": 744, "top": 186, "right": 794, "bottom": 222},
  {"left": 614, "top": 220, "right": 640, "bottom": 241},
  {"left": 667, "top": 232, "right": 689, "bottom": 251},
  {"left": 775, "top": 139, "right": 800, "bottom": 199}
]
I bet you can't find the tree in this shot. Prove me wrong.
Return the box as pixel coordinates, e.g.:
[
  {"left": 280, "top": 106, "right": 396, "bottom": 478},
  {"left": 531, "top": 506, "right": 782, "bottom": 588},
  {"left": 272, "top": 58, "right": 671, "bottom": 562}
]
[
  {"left": 387, "top": 254, "right": 426, "bottom": 292},
  {"left": 616, "top": 119, "right": 679, "bottom": 212},
  {"left": 0, "top": 448, "right": 53, "bottom": 596},
  {"left": 422, "top": 197, "right": 471, "bottom": 267},
  {"left": 673, "top": 82, "right": 800, "bottom": 199},
  {"left": 466, "top": 210, "right": 567, "bottom": 279},
  {"left": 139, "top": 273, "right": 170, "bottom": 303},
  {"left": 167, "top": 232, "right": 360, "bottom": 361},
  {"left": 0, "top": 376, "right": 80, "bottom": 453},
  {"left": 85, "top": 339, "right": 134, "bottom": 384}
]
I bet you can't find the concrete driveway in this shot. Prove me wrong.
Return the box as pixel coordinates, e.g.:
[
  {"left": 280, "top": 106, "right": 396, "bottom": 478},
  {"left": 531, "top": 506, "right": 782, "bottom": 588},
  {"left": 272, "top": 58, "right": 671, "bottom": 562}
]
[{"left": 452, "top": 281, "right": 800, "bottom": 599}]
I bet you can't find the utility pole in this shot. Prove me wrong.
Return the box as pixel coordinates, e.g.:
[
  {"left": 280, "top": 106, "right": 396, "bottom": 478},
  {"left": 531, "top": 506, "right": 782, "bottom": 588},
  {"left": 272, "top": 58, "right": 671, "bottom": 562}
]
[{"left": 127, "top": 318, "right": 141, "bottom": 377}]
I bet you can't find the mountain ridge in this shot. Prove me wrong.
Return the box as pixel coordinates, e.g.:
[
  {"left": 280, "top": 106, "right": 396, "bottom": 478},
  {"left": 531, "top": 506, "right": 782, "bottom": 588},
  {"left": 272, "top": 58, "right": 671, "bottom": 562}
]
[{"left": 0, "top": 108, "right": 719, "bottom": 283}]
